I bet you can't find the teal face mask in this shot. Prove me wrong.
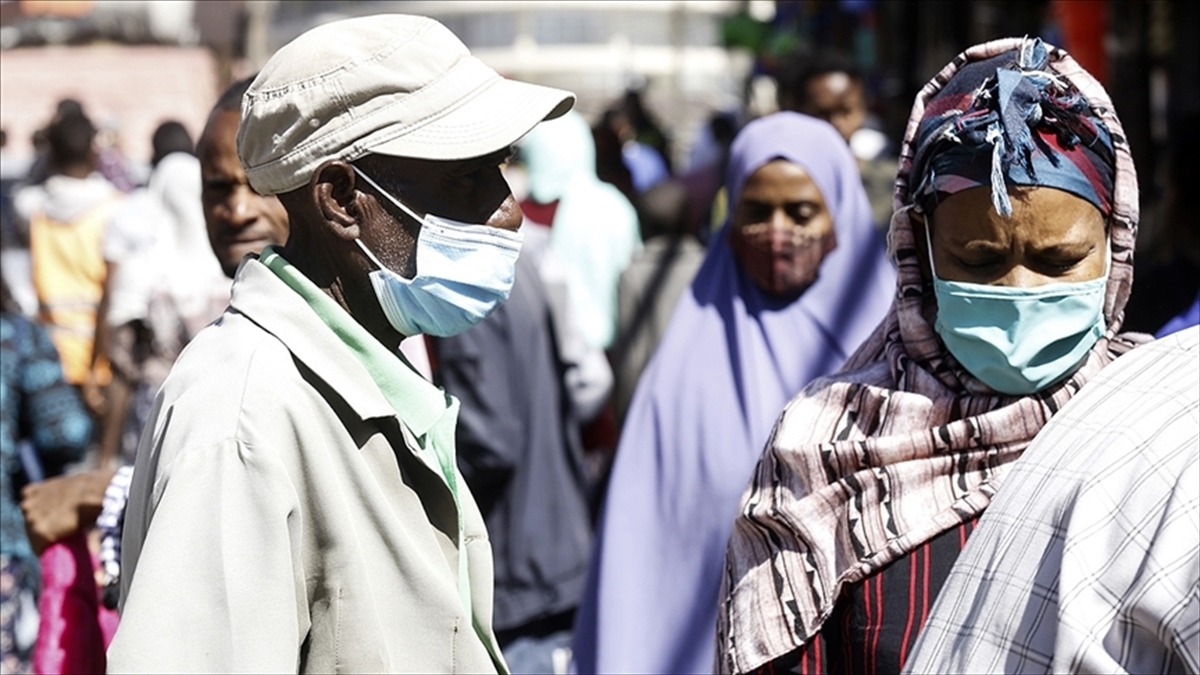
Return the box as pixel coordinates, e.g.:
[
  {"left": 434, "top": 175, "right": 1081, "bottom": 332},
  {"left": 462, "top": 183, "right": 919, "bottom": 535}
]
[{"left": 925, "top": 224, "right": 1108, "bottom": 395}]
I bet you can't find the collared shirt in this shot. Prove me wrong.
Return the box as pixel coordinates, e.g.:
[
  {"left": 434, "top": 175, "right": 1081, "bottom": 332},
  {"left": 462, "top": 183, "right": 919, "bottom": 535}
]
[
  {"left": 903, "top": 327, "right": 1200, "bottom": 675},
  {"left": 110, "top": 255, "right": 505, "bottom": 673}
]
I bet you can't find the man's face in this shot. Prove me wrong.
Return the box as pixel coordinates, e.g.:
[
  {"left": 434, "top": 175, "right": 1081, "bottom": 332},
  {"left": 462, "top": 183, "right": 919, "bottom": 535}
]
[
  {"left": 800, "top": 72, "right": 866, "bottom": 144},
  {"left": 198, "top": 109, "right": 290, "bottom": 277},
  {"left": 352, "top": 148, "right": 521, "bottom": 280}
]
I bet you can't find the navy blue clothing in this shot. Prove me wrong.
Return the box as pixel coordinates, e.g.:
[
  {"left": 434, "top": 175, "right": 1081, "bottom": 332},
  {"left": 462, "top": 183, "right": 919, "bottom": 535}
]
[
  {"left": 436, "top": 248, "right": 592, "bottom": 637},
  {"left": 1156, "top": 290, "right": 1200, "bottom": 338},
  {"left": 748, "top": 519, "right": 979, "bottom": 675},
  {"left": 1, "top": 311, "right": 92, "bottom": 561}
]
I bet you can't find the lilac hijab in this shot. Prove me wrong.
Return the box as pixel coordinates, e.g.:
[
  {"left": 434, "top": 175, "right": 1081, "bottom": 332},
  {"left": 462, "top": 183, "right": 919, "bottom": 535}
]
[{"left": 571, "top": 112, "right": 896, "bottom": 675}]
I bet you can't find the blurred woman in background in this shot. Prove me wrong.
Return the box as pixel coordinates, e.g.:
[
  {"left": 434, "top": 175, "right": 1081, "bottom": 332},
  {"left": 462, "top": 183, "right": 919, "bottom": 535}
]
[{"left": 573, "top": 112, "right": 895, "bottom": 675}]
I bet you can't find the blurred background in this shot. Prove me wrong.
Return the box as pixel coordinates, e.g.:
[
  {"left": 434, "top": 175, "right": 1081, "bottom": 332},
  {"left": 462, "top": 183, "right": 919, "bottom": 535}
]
[
  {"left": 1, "top": 0, "right": 1196, "bottom": 316},
  {"left": 0, "top": 8, "right": 1196, "bottom": 670}
]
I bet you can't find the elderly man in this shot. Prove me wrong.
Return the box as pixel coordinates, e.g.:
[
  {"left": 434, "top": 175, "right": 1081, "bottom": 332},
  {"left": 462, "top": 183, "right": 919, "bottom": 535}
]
[{"left": 107, "top": 15, "right": 573, "bottom": 673}]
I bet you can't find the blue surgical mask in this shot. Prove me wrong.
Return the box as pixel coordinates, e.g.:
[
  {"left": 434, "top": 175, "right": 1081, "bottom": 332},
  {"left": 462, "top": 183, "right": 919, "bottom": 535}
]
[
  {"left": 924, "top": 223, "right": 1108, "bottom": 395},
  {"left": 352, "top": 166, "right": 523, "bottom": 338}
]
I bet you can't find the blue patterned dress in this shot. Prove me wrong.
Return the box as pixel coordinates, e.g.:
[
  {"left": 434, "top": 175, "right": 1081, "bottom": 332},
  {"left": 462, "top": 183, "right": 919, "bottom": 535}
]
[{"left": 1, "top": 310, "right": 92, "bottom": 673}]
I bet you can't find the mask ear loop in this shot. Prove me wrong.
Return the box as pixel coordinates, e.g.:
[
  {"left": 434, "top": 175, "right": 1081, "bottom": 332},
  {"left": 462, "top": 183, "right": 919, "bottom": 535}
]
[
  {"left": 351, "top": 165, "right": 427, "bottom": 274},
  {"left": 1101, "top": 233, "right": 1112, "bottom": 279},
  {"left": 354, "top": 238, "right": 389, "bottom": 272},
  {"left": 352, "top": 165, "right": 425, "bottom": 225},
  {"left": 920, "top": 208, "right": 940, "bottom": 280}
]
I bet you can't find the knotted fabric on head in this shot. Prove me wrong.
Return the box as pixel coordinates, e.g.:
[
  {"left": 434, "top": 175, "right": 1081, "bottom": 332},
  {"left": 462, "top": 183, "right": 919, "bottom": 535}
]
[{"left": 910, "top": 38, "right": 1116, "bottom": 218}]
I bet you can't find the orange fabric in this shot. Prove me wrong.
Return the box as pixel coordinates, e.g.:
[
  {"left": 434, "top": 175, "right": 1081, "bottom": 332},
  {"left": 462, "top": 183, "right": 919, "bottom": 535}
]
[
  {"left": 30, "top": 200, "right": 116, "bottom": 385},
  {"left": 19, "top": 0, "right": 94, "bottom": 18},
  {"left": 1054, "top": 0, "right": 1108, "bottom": 85}
]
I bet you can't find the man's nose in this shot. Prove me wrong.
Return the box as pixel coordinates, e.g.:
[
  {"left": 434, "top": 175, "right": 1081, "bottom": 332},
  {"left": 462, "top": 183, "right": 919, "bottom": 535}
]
[
  {"left": 225, "top": 188, "right": 258, "bottom": 226},
  {"left": 484, "top": 193, "right": 523, "bottom": 232}
]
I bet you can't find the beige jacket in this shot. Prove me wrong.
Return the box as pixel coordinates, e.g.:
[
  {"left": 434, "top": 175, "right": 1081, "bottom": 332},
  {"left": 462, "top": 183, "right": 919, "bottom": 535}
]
[{"left": 108, "top": 259, "right": 503, "bottom": 673}]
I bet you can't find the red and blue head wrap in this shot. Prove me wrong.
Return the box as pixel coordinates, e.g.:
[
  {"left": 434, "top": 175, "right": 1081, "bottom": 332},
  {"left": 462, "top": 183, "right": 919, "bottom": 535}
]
[{"left": 910, "top": 38, "right": 1116, "bottom": 218}]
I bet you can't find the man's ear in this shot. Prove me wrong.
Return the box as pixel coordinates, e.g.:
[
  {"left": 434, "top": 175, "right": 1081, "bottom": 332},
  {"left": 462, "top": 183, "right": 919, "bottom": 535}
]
[{"left": 310, "top": 160, "right": 360, "bottom": 242}]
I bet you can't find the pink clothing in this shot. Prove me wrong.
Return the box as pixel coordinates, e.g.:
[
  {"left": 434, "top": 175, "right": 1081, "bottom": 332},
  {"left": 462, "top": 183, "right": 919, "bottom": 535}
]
[{"left": 34, "top": 533, "right": 118, "bottom": 675}]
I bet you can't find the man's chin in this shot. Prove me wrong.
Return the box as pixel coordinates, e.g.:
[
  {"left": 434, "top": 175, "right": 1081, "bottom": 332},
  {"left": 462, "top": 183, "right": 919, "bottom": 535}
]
[
  {"left": 220, "top": 240, "right": 273, "bottom": 276},
  {"left": 218, "top": 252, "right": 251, "bottom": 278}
]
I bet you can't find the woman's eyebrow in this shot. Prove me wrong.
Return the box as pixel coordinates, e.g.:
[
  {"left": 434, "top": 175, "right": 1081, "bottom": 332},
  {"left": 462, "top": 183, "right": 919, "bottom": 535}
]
[
  {"left": 956, "top": 239, "right": 1009, "bottom": 253},
  {"left": 1035, "top": 241, "right": 1098, "bottom": 256}
]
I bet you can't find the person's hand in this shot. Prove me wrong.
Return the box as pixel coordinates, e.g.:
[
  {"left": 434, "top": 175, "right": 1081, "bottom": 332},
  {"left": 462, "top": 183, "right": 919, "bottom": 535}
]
[
  {"left": 81, "top": 371, "right": 108, "bottom": 418},
  {"left": 20, "top": 468, "right": 116, "bottom": 555}
]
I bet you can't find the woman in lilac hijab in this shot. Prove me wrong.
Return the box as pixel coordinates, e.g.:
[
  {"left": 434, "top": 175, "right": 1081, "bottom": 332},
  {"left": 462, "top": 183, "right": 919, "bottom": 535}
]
[{"left": 571, "top": 112, "right": 896, "bottom": 674}]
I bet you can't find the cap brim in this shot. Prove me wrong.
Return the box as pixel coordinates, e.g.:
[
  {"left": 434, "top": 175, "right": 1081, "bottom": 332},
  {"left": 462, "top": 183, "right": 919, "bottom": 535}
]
[{"left": 368, "top": 77, "right": 574, "bottom": 161}]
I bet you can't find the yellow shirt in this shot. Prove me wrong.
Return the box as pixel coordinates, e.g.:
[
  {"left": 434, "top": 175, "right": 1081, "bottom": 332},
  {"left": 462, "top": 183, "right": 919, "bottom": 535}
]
[{"left": 30, "top": 198, "right": 116, "bottom": 385}]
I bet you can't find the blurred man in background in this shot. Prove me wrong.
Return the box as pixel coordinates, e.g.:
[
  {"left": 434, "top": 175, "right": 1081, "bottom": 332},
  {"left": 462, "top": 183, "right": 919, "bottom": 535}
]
[
  {"left": 436, "top": 217, "right": 605, "bottom": 674},
  {"left": 778, "top": 52, "right": 898, "bottom": 229},
  {"left": 197, "top": 78, "right": 290, "bottom": 280}
]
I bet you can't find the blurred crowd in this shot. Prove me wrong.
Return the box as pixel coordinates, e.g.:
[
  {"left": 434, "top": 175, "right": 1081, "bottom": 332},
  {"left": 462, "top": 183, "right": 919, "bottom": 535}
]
[{"left": 1, "top": 22, "right": 1198, "bottom": 675}]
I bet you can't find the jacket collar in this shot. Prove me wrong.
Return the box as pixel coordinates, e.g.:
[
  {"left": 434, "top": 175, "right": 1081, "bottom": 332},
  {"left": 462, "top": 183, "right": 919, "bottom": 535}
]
[{"left": 228, "top": 253, "right": 446, "bottom": 438}]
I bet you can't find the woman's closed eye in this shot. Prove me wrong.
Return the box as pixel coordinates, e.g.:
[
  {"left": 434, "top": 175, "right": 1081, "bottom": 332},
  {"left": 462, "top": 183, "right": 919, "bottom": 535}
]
[
  {"left": 1035, "top": 254, "right": 1091, "bottom": 275},
  {"left": 952, "top": 253, "right": 1003, "bottom": 270}
]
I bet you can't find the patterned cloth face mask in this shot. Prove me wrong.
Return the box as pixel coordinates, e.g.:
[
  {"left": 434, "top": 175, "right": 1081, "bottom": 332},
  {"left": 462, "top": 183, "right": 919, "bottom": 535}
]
[
  {"left": 924, "top": 221, "right": 1108, "bottom": 395},
  {"left": 352, "top": 166, "right": 523, "bottom": 338},
  {"left": 729, "top": 222, "right": 837, "bottom": 298}
]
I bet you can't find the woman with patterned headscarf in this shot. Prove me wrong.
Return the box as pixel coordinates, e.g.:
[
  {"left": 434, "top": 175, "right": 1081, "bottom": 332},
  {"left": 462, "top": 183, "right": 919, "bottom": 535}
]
[{"left": 716, "top": 38, "right": 1149, "bottom": 675}]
